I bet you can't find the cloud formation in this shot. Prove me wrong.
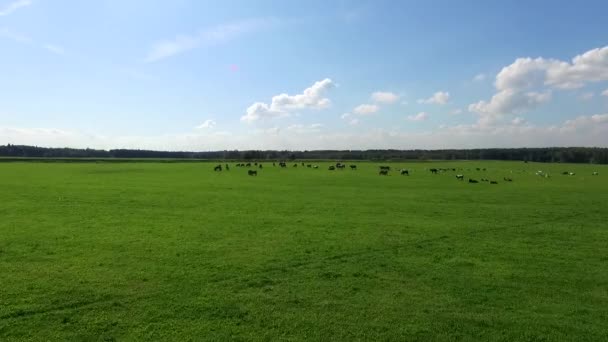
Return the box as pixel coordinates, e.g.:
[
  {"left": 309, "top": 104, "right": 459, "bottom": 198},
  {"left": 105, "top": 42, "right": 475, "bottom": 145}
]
[
  {"left": 418, "top": 91, "right": 450, "bottom": 105},
  {"left": 468, "top": 46, "right": 608, "bottom": 126},
  {"left": 196, "top": 119, "right": 216, "bottom": 129},
  {"left": 0, "top": 0, "right": 31, "bottom": 16},
  {"left": 407, "top": 112, "right": 429, "bottom": 122},
  {"left": 371, "top": 91, "right": 399, "bottom": 104},
  {"left": 145, "top": 18, "right": 275, "bottom": 62},
  {"left": 353, "top": 104, "right": 379, "bottom": 115},
  {"left": 241, "top": 78, "right": 334, "bottom": 123}
]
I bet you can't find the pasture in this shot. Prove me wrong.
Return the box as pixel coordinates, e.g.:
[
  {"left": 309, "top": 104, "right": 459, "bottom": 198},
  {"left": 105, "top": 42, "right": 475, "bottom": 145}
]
[{"left": 1, "top": 161, "right": 607, "bottom": 341}]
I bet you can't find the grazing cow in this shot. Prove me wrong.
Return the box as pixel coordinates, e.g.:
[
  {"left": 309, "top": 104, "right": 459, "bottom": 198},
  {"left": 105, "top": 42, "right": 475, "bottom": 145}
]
[
  {"left": 400, "top": 169, "right": 409, "bottom": 176},
  {"left": 490, "top": 181, "right": 498, "bottom": 184},
  {"left": 379, "top": 170, "right": 389, "bottom": 176},
  {"left": 254, "top": 162, "right": 258, "bottom": 166},
  {"left": 592, "top": 172, "right": 599, "bottom": 176},
  {"left": 569, "top": 172, "right": 575, "bottom": 176},
  {"left": 313, "top": 165, "right": 319, "bottom": 169},
  {"left": 456, "top": 174, "right": 464, "bottom": 180},
  {"left": 302, "top": 162, "right": 305, "bottom": 166},
  {"left": 293, "top": 163, "right": 298, "bottom": 167},
  {"left": 307, "top": 164, "right": 312, "bottom": 168},
  {"left": 469, "top": 179, "right": 478, "bottom": 183},
  {"left": 562, "top": 171, "right": 569, "bottom": 175},
  {"left": 337, "top": 164, "right": 346, "bottom": 169},
  {"left": 350, "top": 165, "right": 357, "bottom": 170},
  {"left": 328, "top": 166, "right": 336, "bottom": 170},
  {"left": 279, "top": 162, "right": 287, "bottom": 168},
  {"left": 214, "top": 165, "right": 222, "bottom": 171},
  {"left": 259, "top": 164, "right": 263, "bottom": 169},
  {"left": 246, "top": 163, "right": 251, "bottom": 167},
  {"left": 248, "top": 170, "right": 257, "bottom": 176},
  {"left": 429, "top": 168, "right": 438, "bottom": 174},
  {"left": 503, "top": 177, "right": 513, "bottom": 182}
]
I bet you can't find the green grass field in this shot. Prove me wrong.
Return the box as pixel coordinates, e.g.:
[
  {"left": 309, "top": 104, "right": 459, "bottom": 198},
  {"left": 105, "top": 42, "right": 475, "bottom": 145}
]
[{"left": 1, "top": 161, "right": 607, "bottom": 341}]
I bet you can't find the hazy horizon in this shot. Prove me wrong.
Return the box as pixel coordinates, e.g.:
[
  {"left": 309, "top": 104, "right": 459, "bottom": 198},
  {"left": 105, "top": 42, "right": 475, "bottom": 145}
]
[{"left": 2, "top": 0, "right": 608, "bottom": 150}]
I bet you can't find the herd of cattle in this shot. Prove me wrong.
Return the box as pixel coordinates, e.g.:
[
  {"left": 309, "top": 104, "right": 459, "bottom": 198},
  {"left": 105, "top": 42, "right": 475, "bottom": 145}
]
[{"left": 212, "top": 162, "right": 600, "bottom": 183}]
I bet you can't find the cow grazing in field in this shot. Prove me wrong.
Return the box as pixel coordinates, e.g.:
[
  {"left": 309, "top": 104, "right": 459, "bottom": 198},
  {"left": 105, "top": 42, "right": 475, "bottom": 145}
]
[
  {"left": 214, "top": 165, "right": 222, "bottom": 171},
  {"left": 490, "top": 181, "right": 498, "bottom": 184},
  {"left": 313, "top": 165, "right": 319, "bottom": 169},
  {"left": 379, "top": 170, "right": 389, "bottom": 176},
  {"left": 337, "top": 164, "right": 346, "bottom": 170},
  {"left": 429, "top": 168, "right": 438, "bottom": 174},
  {"left": 569, "top": 172, "right": 575, "bottom": 176},
  {"left": 248, "top": 170, "right": 257, "bottom": 176},
  {"left": 279, "top": 162, "right": 287, "bottom": 168},
  {"left": 307, "top": 164, "right": 312, "bottom": 168},
  {"left": 503, "top": 177, "right": 513, "bottom": 182},
  {"left": 456, "top": 174, "right": 464, "bottom": 180},
  {"left": 350, "top": 165, "right": 357, "bottom": 170},
  {"left": 293, "top": 163, "right": 298, "bottom": 168},
  {"left": 400, "top": 169, "right": 409, "bottom": 176},
  {"left": 469, "top": 179, "right": 478, "bottom": 183},
  {"left": 328, "top": 166, "right": 336, "bottom": 171},
  {"left": 246, "top": 162, "right": 251, "bottom": 167},
  {"left": 302, "top": 162, "right": 305, "bottom": 166},
  {"left": 592, "top": 172, "right": 599, "bottom": 175},
  {"left": 259, "top": 164, "right": 263, "bottom": 169}
]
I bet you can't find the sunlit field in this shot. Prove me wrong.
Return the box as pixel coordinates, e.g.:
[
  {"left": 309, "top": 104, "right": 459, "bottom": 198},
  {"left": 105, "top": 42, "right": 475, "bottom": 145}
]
[{"left": 1, "top": 161, "right": 607, "bottom": 341}]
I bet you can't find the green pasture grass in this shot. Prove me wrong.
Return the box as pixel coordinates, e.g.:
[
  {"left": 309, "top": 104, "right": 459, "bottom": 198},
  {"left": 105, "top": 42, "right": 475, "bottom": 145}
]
[{"left": 1, "top": 161, "right": 607, "bottom": 341}]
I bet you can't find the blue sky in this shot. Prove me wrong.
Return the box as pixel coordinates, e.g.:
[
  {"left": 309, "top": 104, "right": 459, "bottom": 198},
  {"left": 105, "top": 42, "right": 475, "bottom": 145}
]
[{"left": 1, "top": 0, "right": 608, "bottom": 150}]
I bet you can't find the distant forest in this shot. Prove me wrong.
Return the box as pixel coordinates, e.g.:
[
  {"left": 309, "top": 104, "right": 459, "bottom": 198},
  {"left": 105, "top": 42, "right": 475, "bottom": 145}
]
[{"left": 1, "top": 144, "right": 608, "bottom": 164}]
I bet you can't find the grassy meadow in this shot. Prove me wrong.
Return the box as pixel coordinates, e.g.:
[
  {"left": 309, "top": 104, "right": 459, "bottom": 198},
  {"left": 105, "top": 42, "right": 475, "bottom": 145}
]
[{"left": 1, "top": 160, "right": 607, "bottom": 341}]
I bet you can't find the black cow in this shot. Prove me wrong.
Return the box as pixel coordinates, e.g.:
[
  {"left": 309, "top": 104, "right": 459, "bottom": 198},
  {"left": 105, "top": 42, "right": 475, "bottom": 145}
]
[
  {"left": 379, "top": 170, "right": 389, "bottom": 176},
  {"left": 400, "top": 169, "right": 409, "bottom": 175},
  {"left": 328, "top": 166, "right": 335, "bottom": 171},
  {"left": 429, "top": 168, "right": 438, "bottom": 174},
  {"left": 469, "top": 179, "right": 478, "bottom": 183},
  {"left": 214, "top": 165, "right": 222, "bottom": 171},
  {"left": 490, "top": 181, "right": 498, "bottom": 184},
  {"left": 350, "top": 165, "right": 357, "bottom": 170},
  {"left": 248, "top": 170, "right": 257, "bottom": 176},
  {"left": 503, "top": 177, "right": 513, "bottom": 182},
  {"left": 259, "top": 164, "right": 263, "bottom": 169}
]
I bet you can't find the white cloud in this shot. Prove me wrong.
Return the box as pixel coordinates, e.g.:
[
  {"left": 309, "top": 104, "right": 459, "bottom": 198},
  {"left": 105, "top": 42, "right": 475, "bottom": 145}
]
[
  {"left": 473, "top": 73, "right": 486, "bottom": 82},
  {"left": 418, "top": 91, "right": 450, "bottom": 105},
  {"left": 5, "top": 114, "right": 607, "bottom": 151},
  {"left": 0, "top": 0, "right": 31, "bottom": 16},
  {"left": 341, "top": 113, "right": 359, "bottom": 125},
  {"left": 353, "top": 104, "right": 379, "bottom": 115},
  {"left": 578, "top": 92, "right": 594, "bottom": 101},
  {"left": 450, "top": 109, "right": 463, "bottom": 115},
  {"left": 468, "top": 89, "right": 551, "bottom": 126},
  {"left": 512, "top": 117, "right": 525, "bottom": 125},
  {"left": 286, "top": 123, "right": 324, "bottom": 134},
  {"left": 0, "top": 27, "right": 31, "bottom": 44},
  {"left": 43, "top": 44, "right": 65, "bottom": 55},
  {"left": 495, "top": 46, "right": 608, "bottom": 91},
  {"left": 241, "top": 78, "right": 334, "bottom": 123},
  {"left": 407, "top": 112, "right": 429, "bottom": 122},
  {"left": 145, "top": 18, "right": 276, "bottom": 62},
  {"left": 466, "top": 47, "right": 608, "bottom": 126},
  {"left": 195, "top": 119, "right": 216, "bottom": 129},
  {"left": 371, "top": 91, "right": 399, "bottom": 104},
  {"left": 601, "top": 89, "right": 608, "bottom": 97}
]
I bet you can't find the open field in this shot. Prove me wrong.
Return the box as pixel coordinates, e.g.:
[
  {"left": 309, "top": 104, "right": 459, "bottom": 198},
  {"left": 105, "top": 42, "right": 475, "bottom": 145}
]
[{"left": 1, "top": 161, "right": 607, "bottom": 341}]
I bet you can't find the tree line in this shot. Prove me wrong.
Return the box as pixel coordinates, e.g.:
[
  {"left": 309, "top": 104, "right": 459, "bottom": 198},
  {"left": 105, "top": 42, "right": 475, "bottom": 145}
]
[{"left": 1, "top": 144, "right": 608, "bottom": 164}]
